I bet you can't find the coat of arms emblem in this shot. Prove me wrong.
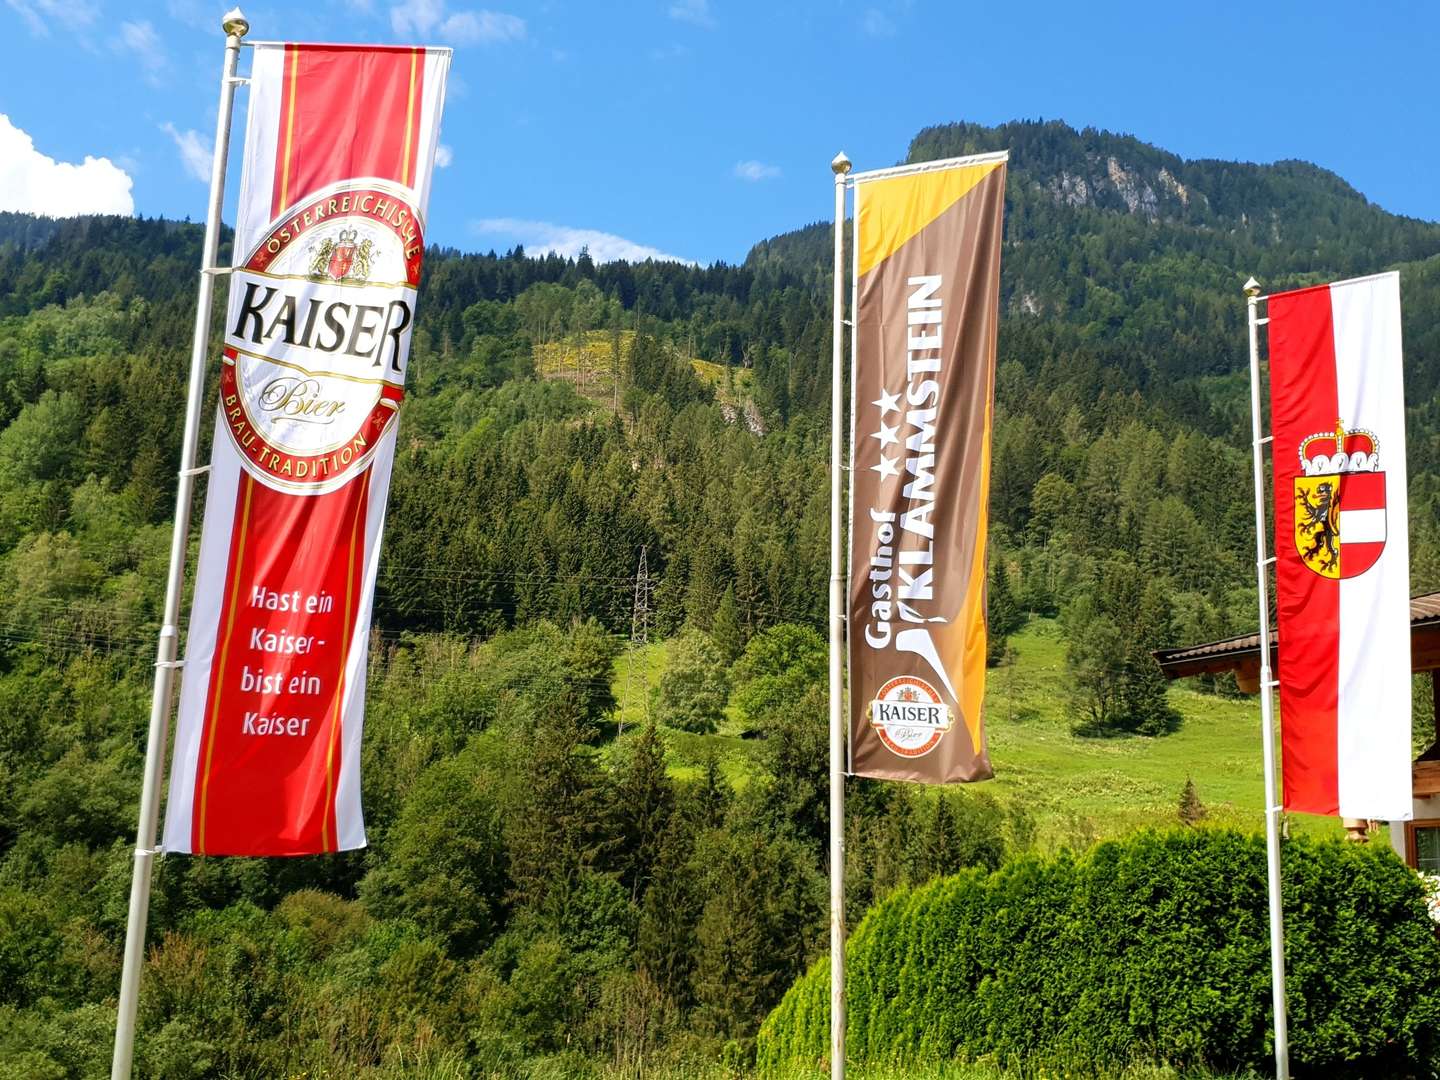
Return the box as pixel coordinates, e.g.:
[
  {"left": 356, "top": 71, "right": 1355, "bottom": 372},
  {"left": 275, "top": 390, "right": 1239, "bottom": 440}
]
[
  {"left": 308, "top": 226, "right": 374, "bottom": 284},
  {"left": 1292, "top": 419, "right": 1387, "bottom": 579}
]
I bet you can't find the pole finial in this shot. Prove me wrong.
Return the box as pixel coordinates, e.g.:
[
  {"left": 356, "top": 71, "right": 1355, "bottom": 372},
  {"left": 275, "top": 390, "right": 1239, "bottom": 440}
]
[
  {"left": 222, "top": 7, "right": 249, "bottom": 37},
  {"left": 831, "top": 151, "right": 852, "bottom": 176},
  {"left": 1244, "top": 276, "right": 1261, "bottom": 298}
]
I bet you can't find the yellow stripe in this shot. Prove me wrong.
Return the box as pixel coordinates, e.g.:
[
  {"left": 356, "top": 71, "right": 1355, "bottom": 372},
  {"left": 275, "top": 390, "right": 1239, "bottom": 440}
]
[
  {"left": 958, "top": 396, "right": 992, "bottom": 754},
  {"left": 197, "top": 472, "right": 255, "bottom": 853},
  {"left": 401, "top": 49, "right": 418, "bottom": 187},
  {"left": 279, "top": 45, "right": 299, "bottom": 213},
  {"left": 322, "top": 477, "right": 364, "bottom": 851},
  {"left": 856, "top": 162, "right": 1001, "bottom": 278}
]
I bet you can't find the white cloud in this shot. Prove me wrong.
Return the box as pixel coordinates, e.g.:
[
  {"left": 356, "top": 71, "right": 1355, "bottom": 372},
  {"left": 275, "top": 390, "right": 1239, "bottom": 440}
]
[
  {"left": 391, "top": 0, "right": 443, "bottom": 33},
  {"left": 6, "top": 0, "right": 97, "bottom": 36},
  {"left": 734, "top": 160, "right": 781, "bottom": 182},
  {"left": 0, "top": 114, "right": 133, "bottom": 217},
  {"left": 161, "top": 122, "right": 213, "bottom": 183},
  {"left": 668, "top": 0, "right": 715, "bottom": 28},
  {"left": 442, "top": 9, "right": 525, "bottom": 44},
  {"left": 472, "top": 218, "right": 693, "bottom": 265},
  {"left": 860, "top": 8, "right": 896, "bottom": 36},
  {"left": 165, "top": 0, "right": 213, "bottom": 31},
  {"left": 434, "top": 143, "right": 454, "bottom": 168},
  {"left": 391, "top": 1, "right": 525, "bottom": 45},
  {"left": 120, "top": 20, "right": 169, "bottom": 86}
]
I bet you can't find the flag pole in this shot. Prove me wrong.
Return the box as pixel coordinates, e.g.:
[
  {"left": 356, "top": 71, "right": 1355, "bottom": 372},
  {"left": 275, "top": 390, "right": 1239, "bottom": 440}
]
[
  {"left": 1245, "top": 275, "right": 1291, "bottom": 1080},
  {"left": 110, "top": 10, "right": 249, "bottom": 1079},
  {"left": 829, "top": 149, "right": 852, "bottom": 1080}
]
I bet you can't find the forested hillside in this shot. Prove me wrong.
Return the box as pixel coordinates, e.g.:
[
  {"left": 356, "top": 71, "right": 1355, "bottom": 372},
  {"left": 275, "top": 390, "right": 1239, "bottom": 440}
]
[{"left": 1, "top": 119, "right": 1438, "bottom": 1077}]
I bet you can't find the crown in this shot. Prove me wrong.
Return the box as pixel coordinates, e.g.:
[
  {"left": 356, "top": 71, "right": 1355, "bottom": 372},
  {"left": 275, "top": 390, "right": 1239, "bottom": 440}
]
[
  {"left": 1299, "top": 418, "right": 1379, "bottom": 476},
  {"left": 338, "top": 227, "right": 359, "bottom": 243}
]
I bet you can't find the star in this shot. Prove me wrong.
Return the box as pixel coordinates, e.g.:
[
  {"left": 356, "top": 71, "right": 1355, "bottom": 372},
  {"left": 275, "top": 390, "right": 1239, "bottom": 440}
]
[
  {"left": 871, "top": 455, "right": 900, "bottom": 480},
  {"left": 870, "top": 421, "right": 899, "bottom": 448},
  {"left": 873, "top": 388, "right": 901, "bottom": 415}
]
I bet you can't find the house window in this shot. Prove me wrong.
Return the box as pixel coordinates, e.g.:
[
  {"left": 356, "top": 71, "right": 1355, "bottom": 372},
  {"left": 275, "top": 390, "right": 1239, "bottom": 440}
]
[
  {"left": 1418, "top": 827, "right": 1440, "bottom": 873},
  {"left": 1404, "top": 821, "right": 1440, "bottom": 872}
]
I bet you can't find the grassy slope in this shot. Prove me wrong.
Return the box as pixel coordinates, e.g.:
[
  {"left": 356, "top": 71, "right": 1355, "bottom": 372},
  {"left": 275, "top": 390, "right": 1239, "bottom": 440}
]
[
  {"left": 533, "top": 330, "right": 754, "bottom": 413},
  {"left": 611, "top": 618, "right": 1340, "bottom": 847}
]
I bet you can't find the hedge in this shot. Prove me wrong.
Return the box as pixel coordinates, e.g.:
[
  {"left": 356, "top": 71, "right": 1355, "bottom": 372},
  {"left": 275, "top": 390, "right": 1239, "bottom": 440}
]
[{"left": 756, "top": 829, "right": 1440, "bottom": 1077}]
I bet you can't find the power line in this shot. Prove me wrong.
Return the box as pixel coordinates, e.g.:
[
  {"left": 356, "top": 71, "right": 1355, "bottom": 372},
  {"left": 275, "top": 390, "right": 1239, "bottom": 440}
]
[{"left": 621, "top": 544, "right": 652, "bottom": 736}]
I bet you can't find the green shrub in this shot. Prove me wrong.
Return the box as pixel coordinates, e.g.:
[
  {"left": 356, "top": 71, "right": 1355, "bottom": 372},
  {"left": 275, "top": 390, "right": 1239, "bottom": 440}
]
[
  {"left": 757, "top": 829, "right": 1440, "bottom": 1077},
  {"left": 653, "top": 629, "right": 730, "bottom": 734}
]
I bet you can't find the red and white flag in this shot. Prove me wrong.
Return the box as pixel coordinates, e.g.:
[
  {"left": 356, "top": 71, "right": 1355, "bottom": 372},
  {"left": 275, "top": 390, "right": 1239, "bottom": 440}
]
[
  {"left": 163, "top": 44, "right": 450, "bottom": 855},
  {"left": 1268, "top": 272, "right": 1411, "bottom": 819}
]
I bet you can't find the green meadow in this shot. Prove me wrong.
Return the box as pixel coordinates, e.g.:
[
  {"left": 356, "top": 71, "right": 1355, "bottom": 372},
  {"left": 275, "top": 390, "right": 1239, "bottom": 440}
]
[{"left": 613, "top": 617, "right": 1342, "bottom": 847}]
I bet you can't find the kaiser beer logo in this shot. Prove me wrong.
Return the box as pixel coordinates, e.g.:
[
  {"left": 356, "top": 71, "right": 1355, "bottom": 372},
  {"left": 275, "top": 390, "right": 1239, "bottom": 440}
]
[
  {"left": 1293, "top": 419, "right": 1387, "bottom": 579},
  {"left": 219, "top": 180, "right": 424, "bottom": 494},
  {"left": 868, "top": 675, "right": 952, "bottom": 758}
]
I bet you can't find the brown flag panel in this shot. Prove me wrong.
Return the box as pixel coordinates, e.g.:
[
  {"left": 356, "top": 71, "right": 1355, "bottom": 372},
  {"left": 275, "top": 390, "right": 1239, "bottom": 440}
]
[{"left": 848, "top": 161, "right": 1006, "bottom": 783}]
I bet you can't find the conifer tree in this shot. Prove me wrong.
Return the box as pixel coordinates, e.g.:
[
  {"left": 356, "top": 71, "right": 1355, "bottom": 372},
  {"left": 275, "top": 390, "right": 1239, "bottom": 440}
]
[
  {"left": 987, "top": 557, "right": 1024, "bottom": 667},
  {"left": 688, "top": 749, "right": 733, "bottom": 832},
  {"left": 505, "top": 705, "right": 611, "bottom": 922},
  {"left": 612, "top": 723, "right": 675, "bottom": 901},
  {"left": 1119, "top": 581, "right": 1181, "bottom": 736},
  {"left": 1178, "top": 777, "right": 1207, "bottom": 826},
  {"left": 710, "top": 585, "right": 744, "bottom": 664},
  {"left": 636, "top": 819, "right": 699, "bottom": 1005}
]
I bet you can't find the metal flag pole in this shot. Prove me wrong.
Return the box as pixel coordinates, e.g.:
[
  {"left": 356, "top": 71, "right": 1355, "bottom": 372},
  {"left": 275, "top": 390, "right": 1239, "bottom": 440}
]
[
  {"left": 1244, "top": 276, "right": 1291, "bottom": 1080},
  {"left": 828, "top": 149, "right": 852, "bottom": 1080},
  {"left": 110, "top": 10, "right": 250, "bottom": 1079}
]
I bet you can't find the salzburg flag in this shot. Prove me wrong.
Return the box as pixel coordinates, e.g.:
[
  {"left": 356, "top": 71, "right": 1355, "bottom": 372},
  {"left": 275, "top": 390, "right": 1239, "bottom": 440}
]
[
  {"left": 1268, "top": 272, "right": 1411, "bottom": 819},
  {"left": 848, "top": 154, "right": 1006, "bottom": 783},
  {"left": 163, "top": 44, "right": 450, "bottom": 855}
]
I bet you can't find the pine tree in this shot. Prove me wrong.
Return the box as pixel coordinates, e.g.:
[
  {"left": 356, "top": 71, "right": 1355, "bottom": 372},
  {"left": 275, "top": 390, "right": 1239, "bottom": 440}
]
[
  {"left": 505, "top": 707, "right": 611, "bottom": 922},
  {"left": 690, "top": 749, "right": 733, "bottom": 832},
  {"left": 636, "top": 819, "right": 699, "bottom": 1005},
  {"left": 1178, "top": 777, "right": 1207, "bottom": 825},
  {"left": 710, "top": 585, "right": 744, "bottom": 664},
  {"left": 909, "top": 792, "right": 959, "bottom": 882},
  {"left": 987, "top": 557, "right": 1023, "bottom": 667},
  {"left": 1120, "top": 580, "right": 1181, "bottom": 736},
  {"left": 612, "top": 723, "right": 675, "bottom": 901}
]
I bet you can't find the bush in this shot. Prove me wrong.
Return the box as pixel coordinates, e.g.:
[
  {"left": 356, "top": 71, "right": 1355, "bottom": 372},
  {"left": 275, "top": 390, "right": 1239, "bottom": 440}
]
[
  {"left": 653, "top": 629, "right": 729, "bottom": 734},
  {"left": 757, "top": 829, "right": 1440, "bottom": 1077},
  {"left": 729, "top": 624, "right": 825, "bottom": 729}
]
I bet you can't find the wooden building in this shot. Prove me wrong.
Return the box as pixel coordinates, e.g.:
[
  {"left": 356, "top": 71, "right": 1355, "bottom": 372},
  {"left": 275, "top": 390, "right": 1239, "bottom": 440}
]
[{"left": 1154, "top": 592, "right": 1440, "bottom": 869}]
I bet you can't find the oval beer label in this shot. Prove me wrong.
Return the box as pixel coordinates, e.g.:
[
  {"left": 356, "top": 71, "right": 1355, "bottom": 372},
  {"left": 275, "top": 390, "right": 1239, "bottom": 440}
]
[
  {"left": 868, "top": 675, "right": 952, "bottom": 758},
  {"left": 218, "top": 180, "right": 423, "bottom": 493}
]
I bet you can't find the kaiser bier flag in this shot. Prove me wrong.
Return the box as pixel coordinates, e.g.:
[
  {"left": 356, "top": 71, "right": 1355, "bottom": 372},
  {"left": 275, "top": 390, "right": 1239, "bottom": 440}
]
[
  {"left": 163, "top": 44, "right": 450, "bottom": 855},
  {"left": 848, "top": 156, "right": 1006, "bottom": 783},
  {"left": 1268, "top": 272, "right": 1411, "bottom": 819}
]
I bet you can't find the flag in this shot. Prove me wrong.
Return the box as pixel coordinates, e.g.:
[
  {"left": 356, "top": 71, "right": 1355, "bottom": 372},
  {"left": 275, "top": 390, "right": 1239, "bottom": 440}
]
[
  {"left": 163, "top": 44, "right": 450, "bottom": 855},
  {"left": 847, "top": 155, "right": 1006, "bottom": 783},
  {"left": 1268, "top": 272, "right": 1411, "bottom": 819}
]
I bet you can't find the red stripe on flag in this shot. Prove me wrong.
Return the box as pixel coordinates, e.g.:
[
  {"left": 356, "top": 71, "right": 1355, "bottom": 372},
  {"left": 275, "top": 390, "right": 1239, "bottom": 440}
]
[
  {"left": 271, "top": 45, "right": 424, "bottom": 220},
  {"left": 1269, "top": 284, "right": 1341, "bottom": 815}
]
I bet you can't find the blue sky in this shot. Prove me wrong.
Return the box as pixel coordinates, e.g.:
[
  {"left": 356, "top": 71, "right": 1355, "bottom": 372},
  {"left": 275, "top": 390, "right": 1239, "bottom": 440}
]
[{"left": 1, "top": 1, "right": 1437, "bottom": 265}]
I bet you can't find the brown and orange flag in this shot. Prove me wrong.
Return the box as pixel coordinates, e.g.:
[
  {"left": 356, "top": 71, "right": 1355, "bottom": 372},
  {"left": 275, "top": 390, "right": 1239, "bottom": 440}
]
[{"left": 848, "top": 154, "right": 1006, "bottom": 783}]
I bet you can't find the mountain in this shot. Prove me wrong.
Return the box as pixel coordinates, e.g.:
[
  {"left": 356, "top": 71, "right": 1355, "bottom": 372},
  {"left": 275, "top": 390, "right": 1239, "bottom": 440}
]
[{"left": 749, "top": 119, "right": 1440, "bottom": 396}]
